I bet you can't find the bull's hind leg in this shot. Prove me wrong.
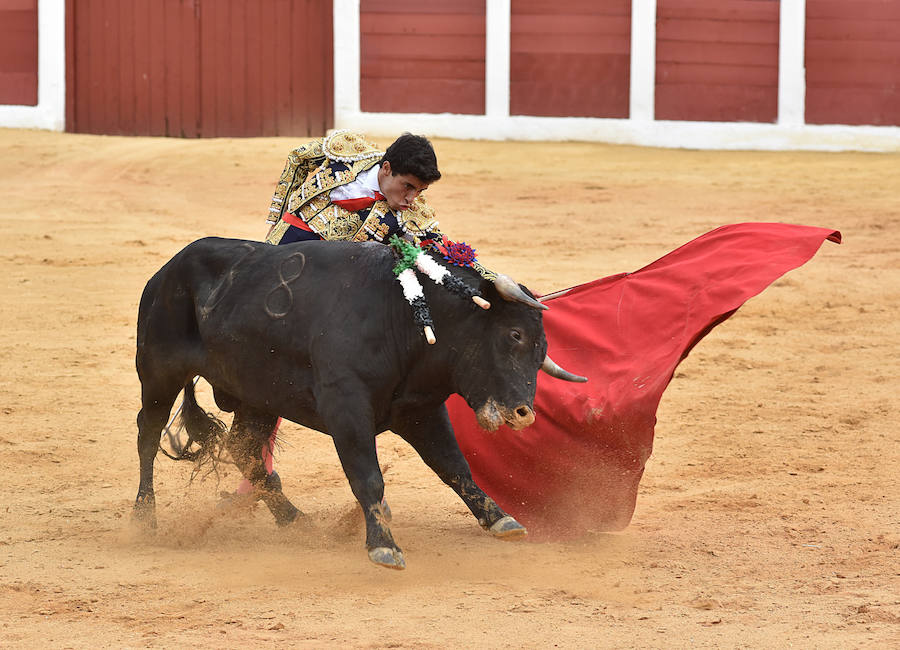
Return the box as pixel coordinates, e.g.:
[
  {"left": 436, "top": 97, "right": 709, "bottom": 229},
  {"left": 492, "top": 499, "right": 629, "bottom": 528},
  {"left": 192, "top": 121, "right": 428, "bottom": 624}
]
[
  {"left": 393, "top": 405, "right": 526, "bottom": 540},
  {"left": 133, "top": 382, "right": 182, "bottom": 529},
  {"left": 224, "top": 408, "right": 301, "bottom": 526}
]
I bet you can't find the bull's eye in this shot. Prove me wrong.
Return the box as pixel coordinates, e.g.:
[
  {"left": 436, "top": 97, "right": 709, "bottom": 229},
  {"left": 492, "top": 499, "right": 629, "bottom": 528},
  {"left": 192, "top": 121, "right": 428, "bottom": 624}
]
[{"left": 510, "top": 329, "right": 523, "bottom": 343}]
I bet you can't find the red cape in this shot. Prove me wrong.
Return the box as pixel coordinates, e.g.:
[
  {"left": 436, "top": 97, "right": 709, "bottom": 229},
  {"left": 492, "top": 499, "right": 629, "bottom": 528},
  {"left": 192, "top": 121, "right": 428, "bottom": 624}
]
[{"left": 447, "top": 223, "right": 841, "bottom": 539}]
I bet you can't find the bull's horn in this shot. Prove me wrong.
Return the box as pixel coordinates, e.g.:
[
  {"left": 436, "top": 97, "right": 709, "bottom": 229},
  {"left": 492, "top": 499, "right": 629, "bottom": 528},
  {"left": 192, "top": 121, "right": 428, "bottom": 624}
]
[
  {"left": 540, "top": 355, "right": 588, "bottom": 382},
  {"left": 494, "top": 274, "right": 547, "bottom": 311}
]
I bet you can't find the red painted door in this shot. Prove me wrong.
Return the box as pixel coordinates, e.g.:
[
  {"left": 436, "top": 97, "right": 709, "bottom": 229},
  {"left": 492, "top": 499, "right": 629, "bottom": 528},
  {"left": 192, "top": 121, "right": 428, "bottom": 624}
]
[{"left": 66, "top": 0, "right": 333, "bottom": 137}]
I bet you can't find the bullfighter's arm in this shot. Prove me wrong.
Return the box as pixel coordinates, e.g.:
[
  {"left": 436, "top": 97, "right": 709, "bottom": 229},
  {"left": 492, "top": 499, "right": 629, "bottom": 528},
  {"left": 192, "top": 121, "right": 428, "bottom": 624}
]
[{"left": 265, "top": 139, "right": 327, "bottom": 227}]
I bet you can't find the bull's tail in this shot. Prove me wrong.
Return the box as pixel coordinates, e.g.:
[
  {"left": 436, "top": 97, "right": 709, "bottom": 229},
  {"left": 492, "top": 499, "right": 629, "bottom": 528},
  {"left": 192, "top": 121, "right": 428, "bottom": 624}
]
[
  {"left": 162, "top": 379, "right": 227, "bottom": 462},
  {"left": 181, "top": 379, "right": 227, "bottom": 451}
]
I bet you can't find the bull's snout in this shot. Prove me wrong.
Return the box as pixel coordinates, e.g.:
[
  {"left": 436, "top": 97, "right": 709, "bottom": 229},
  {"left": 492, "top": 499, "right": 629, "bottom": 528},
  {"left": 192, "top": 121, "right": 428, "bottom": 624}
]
[
  {"left": 475, "top": 399, "right": 535, "bottom": 431},
  {"left": 509, "top": 405, "right": 535, "bottom": 430}
]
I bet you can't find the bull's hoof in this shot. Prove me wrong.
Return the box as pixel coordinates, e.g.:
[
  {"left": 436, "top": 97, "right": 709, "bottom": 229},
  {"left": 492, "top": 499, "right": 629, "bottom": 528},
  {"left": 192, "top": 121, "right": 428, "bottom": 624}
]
[
  {"left": 131, "top": 511, "right": 157, "bottom": 530},
  {"left": 271, "top": 502, "right": 303, "bottom": 527},
  {"left": 488, "top": 516, "right": 527, "bottom": 540},
  {"left": 368, "top": 547, "right": 406, "bottom": 570},
  {"left": 132, "top": 497, "right": 158, "bottom": 530}
]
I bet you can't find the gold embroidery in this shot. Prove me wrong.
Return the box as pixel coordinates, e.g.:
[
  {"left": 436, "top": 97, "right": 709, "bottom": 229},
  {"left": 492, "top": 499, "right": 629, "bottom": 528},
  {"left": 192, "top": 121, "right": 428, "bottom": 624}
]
[
  {"left": 303, "top": 195, "right": 344, "bottom": 237},
  {"left": 266, "top": 138, "right": 326, "bottom": 224},
  {"left": 323, "top": 131, "right": 382, "bottom": 163},
  {"left": 304, "top": 203, "right": 362, "bottom": 241},
  {"left": 351, "top": 201, "right": 394, "bottom": 243},
  {"left": 398, "top": 196, "right": 440, "bottom": 241},
  {"left": 267, "top": 219, "right": 291, "bottom": 245},
  {"left": 375, "top": 222, "right": 391, "bottom": 241}
]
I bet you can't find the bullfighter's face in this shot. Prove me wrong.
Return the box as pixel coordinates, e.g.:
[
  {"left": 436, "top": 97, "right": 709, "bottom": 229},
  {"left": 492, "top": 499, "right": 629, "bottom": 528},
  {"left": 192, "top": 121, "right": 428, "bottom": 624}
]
[{"left": 377, "top": 161, "right": 430, "bottom": 212}]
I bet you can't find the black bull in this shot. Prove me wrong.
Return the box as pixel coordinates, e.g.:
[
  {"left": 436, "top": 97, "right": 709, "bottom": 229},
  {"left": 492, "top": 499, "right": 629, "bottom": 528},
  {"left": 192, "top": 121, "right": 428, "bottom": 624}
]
[{"left": 133, "top": 237, "right": 584, "bottom": 568}]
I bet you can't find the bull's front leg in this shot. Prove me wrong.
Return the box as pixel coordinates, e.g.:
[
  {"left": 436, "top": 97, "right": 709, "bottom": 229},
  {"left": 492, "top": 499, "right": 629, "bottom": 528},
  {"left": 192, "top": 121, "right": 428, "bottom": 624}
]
[
  {"left": 392, "top": 404, "right": 526, "bottom": 540},
  {"left": 322, "top": 401, "right": 403, "bottom": 569},
  {"left": 331, "top": 432, "right": 402, "bottom": 569}
]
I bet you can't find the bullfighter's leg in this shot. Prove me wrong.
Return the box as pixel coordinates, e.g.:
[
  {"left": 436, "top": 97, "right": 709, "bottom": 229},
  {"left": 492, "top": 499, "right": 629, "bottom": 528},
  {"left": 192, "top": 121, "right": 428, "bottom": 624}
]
[
  {"left": 229, "top": 420, "right": 394, "bottom": 521},
  {"left": 224, "top": 408, "right": 301, "bottom": 527},
  {"left": 233, "top": 420, "right": 279, "bottom": 495},
  {"left": 393, "top": 405, "right": 526, "bottom": 539},
  {"left": 134, "top": 382, "right": 183, "bottom": 528}
]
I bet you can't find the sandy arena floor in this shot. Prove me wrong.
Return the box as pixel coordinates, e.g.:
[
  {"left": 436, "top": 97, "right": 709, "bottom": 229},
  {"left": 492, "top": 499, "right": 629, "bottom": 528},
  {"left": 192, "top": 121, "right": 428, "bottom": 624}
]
[{"left": 0, "top": 128, "right": 898, "bottom": 648}]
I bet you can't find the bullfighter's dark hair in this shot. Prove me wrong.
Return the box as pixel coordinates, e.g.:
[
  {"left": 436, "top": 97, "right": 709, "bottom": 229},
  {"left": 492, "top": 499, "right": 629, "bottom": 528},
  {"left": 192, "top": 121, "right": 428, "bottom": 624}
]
[{"left": 382, "top": 133, "right": 441, "bottom": 183}]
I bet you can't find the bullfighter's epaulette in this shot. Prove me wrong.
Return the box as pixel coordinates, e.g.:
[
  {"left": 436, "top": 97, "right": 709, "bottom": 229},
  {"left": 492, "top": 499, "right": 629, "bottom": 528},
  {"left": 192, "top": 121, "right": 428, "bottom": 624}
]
[{"left": 322, "top": 130, "right": 383, "bottom": 164}]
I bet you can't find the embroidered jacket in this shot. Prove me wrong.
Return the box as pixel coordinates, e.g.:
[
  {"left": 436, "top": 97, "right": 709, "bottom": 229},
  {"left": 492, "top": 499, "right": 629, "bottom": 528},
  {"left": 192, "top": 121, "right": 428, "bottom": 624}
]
[
  {"left": 265, "top": 131, "right": 441, "bottom": 246},
  {"left": 265, "top": 130, "right": 495, "bottom": 279}
]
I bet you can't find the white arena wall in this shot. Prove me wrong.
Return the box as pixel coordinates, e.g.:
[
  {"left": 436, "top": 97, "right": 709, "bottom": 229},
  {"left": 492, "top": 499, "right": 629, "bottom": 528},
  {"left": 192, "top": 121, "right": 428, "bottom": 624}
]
[{"left": 0, "top": 0, "right": 65, "bottom": 132}]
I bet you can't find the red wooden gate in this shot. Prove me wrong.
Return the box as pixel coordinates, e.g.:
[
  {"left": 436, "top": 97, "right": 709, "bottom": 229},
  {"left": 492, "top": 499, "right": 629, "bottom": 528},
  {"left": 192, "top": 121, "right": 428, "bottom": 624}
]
[{"left": 65, "top": 0, "right": 333, "bottom": 137}]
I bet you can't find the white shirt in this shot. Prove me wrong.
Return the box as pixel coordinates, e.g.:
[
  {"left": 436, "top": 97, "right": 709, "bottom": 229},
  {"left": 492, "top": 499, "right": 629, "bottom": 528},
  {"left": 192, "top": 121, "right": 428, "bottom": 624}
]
[{"left": 329, "top": 164, "right": 383, "bottom": 203}]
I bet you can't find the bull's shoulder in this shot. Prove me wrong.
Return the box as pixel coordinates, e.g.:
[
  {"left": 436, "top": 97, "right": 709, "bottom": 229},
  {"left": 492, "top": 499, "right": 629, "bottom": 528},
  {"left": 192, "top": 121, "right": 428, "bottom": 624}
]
[{"left": 327, "top": 240, "right": 394, "bottom": 263}]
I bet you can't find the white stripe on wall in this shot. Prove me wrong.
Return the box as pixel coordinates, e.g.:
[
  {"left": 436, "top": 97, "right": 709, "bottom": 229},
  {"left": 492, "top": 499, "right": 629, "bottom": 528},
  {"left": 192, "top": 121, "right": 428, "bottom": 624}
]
[
  {"left": 334, "top": 0, "right": 361, "bottom": 117},
  {"left": 0, "top": 0, "right": 66, "bottom": 131},
  {"left": 778, "top": 0, "right": 806, "bottom": 126},
  {"left": 629, "top": 0, "right": 656, "bottom": 123},
  {"left": 485, "top": 0, "right": 511, "bottom": 118}
]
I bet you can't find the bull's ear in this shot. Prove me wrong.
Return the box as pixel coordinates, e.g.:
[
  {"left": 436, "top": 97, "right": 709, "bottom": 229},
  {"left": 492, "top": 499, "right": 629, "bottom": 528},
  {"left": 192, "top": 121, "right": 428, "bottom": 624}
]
[{"left": 494, "top": 274, "right": 547, "bottom": 311}]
